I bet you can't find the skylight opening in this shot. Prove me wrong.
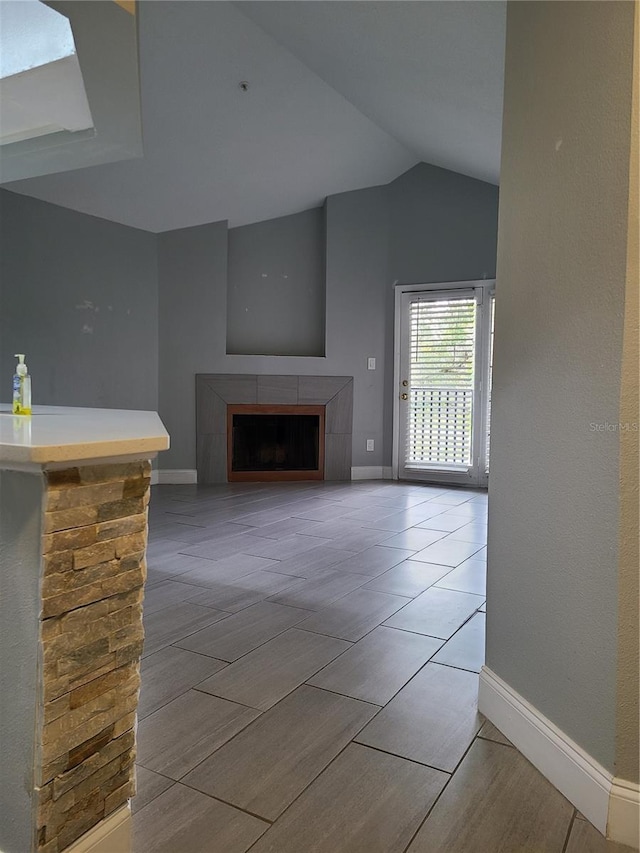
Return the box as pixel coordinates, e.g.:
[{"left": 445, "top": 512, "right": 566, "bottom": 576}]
[{"left": 0, "top": 0, "right": 76, "bottom": 80}]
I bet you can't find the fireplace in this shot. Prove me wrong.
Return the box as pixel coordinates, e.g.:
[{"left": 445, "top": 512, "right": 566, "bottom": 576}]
[
  {"left": 228, "top": 405, "right": 325, "bottom": 481},
  {"left": 196, "top": 374, "right": 353, "bottom": 483}
]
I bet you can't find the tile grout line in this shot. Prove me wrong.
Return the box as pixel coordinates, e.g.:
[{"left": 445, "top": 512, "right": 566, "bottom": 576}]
[
  {"left": 398, "top": 720, "right": 488, "bottom": 853},
  {"left": 561, "top": 809, "right": 578, "bottom": 853}
]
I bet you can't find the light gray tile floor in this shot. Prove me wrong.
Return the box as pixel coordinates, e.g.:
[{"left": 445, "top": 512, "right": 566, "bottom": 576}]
[{"left": 133, "top": 480, "right": 604, "bottom": 853}]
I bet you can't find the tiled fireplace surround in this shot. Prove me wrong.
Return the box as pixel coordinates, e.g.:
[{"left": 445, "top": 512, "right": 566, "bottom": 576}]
[{"left": 196, "top": 375, "right": 354, "bottom": 483}]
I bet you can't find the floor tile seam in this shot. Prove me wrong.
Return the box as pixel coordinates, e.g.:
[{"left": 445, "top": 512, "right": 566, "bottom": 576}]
[
  {"left": 138, "top": 710, "right": 268, "bottom": 786},
  {"left": 182, "top": 633, "right": 363, "bottom": 711},
  {"left": 171, "top": 683, "right": 380, "bottom": 791},
  {"left": 303, "top": 639, "right": 445, "bottom": 708},
  {"left": 475, "top": 732, "right": 515, "bottom": 749},
  {"left": 429, "top": 605, "right": 485, "bottom": 647},
  {"left": 167, "top": 779, "right": 275, "bottom": 827},
  {"left": 233, "top": 501, "right": 330, "bottom": 523},
  {"left": 239, "top": 723, "right": 396, "bottom": 845},
  {"left": 406, "top": 544, "right": 486, "bottom": 568},
  {"left": 154, "top": 525, "right": 257, "bottom": 544},
  {"left": 290, "top": 583, "right": 415, "bottom": 628},
  {"left": 159, "top": 576, "right": 308, "bottom": 613},
  {"left": 397, "top": 718, "right": 486, "bottom": 853},
  {"left": 292, "top": 599, "right": 415, "bottom": 644},
  {"left": 143, "top": 591, "right": 237, "bottom": 616},
  {"left": 265, "top": 575, "right": 373, "bottom": 611},
  {"left": 349, "top": 739, "right": 457, "bottom": 777},
  {"left": 152, "top": 519, "right": 210, "bottom": 531},
  {"left": 236, "top": 539, "right": 357, "bottom": 560},
  {"left": 135, "top": 762, "right": 179, "bottom": 785},
  {"left": 561, "top": 810, "right": 579, "bottom": 853},
  {"left": 439, "top": 534, "right": 488, "bottom": 546},
  {"left": 190, "top": 684, "right": 264, "bottom": 712},
  {"left": 137, "top": 658, "right": 230, "bottom": 715},
  {"left": 171, "top": 555, "right": 282, "bottom": 576},
  {"left": 160, "top": 524, "right": 269, "bottom": 543},
  {"left": 136, "top": 683, "right": 255, "bottom": 730},
  {"left": 378, "top": 541, "right": 425, "bottom": 553},
  {"left": 144, "top": 602, "right": 231, "bottom": 631},
  {"left": 156, "top": 555, "right": 281, "bottom": 588},
  {"left": 142, "top": 611, "right": 234, "bottom": 658},
  {"left": 315, "top": 645, "right": 445, "bottom": 722},
  {"left": 173, "top": 549, "right": 241, "bottom": 564},
  {"left": 299, "top": 680, "right": 386, "bottom": 710},
  {"left": 368, "top": 623, "right": 447, "bottom": 649},
  {"left": 378, "top": 623, "right": 451, "bottom": 642},
  {"left": 404, "top": 555, "right": 465, "bottom": 569},
  {"left": 141, "top": 613, "right": 236, "bottom": 658},
  {"left": 363, "top": 569, "right": 459, "bottom": 598},
  {"left": 429, "top": 660, "right": 482, "bottom": 676},
  {"left": 321, "top": 563, "right": 419, "bottom": 580},
  {"left": 170, "top": 610, "right": 321, "bottom": 665}
]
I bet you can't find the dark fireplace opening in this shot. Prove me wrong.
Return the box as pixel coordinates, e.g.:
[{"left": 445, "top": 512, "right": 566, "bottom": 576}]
[
  {"left": 232, "top": 414, "right": 319, "bottom": 472},
  {"left": 227, "top": 404, "right": 325, "bottom": 482}
]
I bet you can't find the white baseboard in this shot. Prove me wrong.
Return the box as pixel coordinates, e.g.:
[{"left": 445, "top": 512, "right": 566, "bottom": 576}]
[
  {"left": 64, "top": 804, "right": 131, "bottom": 853},
  {"left": 351, "top": 466, "right": 394, "bottom": 480},
  {"left": 152, "top": 469, "right": 198, "bottom": 485},
  {"left": 609, "top": 778, "right": 640, "bottom": 848},
  {"left": 479, "top": 667, "right": 639, "bottom": 848}
]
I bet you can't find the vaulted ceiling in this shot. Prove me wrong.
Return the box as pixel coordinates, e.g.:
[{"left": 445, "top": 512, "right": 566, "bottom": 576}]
[{"left": 3, "top": 1, "right": 506, "bottom": 232}]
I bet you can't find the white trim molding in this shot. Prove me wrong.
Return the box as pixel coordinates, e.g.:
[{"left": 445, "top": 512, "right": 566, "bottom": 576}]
[
  {"left": 152, "top": 469, "right": 198, "bottom": 485},
  {"left": 351, "top": 466, "right": 393, "bottom": 480},
  {"left": 64, "top": 804, "right": 131, "bottom": 853},
  {"left": 479, "top": 667, "right": 640, "bottom": 848},
  {"left": 608, "top": 778, "right": 640, "bottom": 849}
]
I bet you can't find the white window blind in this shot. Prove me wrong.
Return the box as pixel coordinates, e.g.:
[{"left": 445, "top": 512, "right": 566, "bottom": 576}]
[
  {"left": 407, "top": 296, "right": 476, "bottom": 467},
  {"left": 485, "top": 295, "right": 495, "bottom": 474}
]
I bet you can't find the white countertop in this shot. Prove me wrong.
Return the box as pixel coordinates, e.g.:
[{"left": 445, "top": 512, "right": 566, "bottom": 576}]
[{"left": 0, "top": 405, "right": 170, "bottom": 465}]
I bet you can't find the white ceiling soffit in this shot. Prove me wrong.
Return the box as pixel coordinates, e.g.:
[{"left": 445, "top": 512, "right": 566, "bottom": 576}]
[
  {"left": 0, "top": 0, "right": 74, "bottom": 79},
  {"left": 1, "top": 55, "right": 94, "bottom": 146},
  {"left": 237, "top": 0, "right": 506, "bottom": 186},
  {"left": 0, "top": 0, "right": 93, "bottom": 146},
  {"left": 0, "top": 0, "right": 142, "bottom": 183}
]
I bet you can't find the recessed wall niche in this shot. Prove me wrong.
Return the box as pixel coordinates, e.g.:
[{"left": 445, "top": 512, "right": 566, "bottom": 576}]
[{"left": 226, "top": 207, "right": 326, "bottom": 357}]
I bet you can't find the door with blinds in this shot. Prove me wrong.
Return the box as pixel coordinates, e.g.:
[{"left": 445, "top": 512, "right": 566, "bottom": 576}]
[{"left": 396, "top": 285, "right": 494, "bottom": 486}]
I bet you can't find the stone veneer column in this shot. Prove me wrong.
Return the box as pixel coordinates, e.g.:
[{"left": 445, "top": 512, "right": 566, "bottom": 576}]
[{"left": 35, "top": 461, "right": 150, "bottom": 852}]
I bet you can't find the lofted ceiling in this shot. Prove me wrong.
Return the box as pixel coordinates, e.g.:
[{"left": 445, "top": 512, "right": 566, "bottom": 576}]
[{"left": 2, "top": 0, "right": 506, "bottom": 232}]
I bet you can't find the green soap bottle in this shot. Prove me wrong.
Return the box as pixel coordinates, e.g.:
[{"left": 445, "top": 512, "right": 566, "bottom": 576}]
[{"left": 12, "top": 353, "right": 32, "bottom": 415}]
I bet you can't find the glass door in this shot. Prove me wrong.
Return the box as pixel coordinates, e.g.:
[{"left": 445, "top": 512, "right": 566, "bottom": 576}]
[{"left": 397, "top": 285, "right": 493, "bottom": 486}]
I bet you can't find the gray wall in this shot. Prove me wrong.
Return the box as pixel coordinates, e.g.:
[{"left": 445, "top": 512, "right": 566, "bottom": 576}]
[
  {"left": 325, "top": 185, "right": 390, "bottom": 466},
  {"left": 486, "top": 0, "right": 635, "bottom": 773},
  {"left": 0, "top": 190, "right": 158, "bottom": 411},
  {"left": 0, "top": 470, "right": 44, "bottom": 853},
  {"left": 158, "top": 221, "right": 228, "bottom": 471},
  {"left": 157, "top": 187, "right": 391, "bottom": 470},
  {"left": 0, "top": 163, "right": 499, "bottom": 473},
  {"left": 388, "top": 163, "right": 499, "bottom": 285},
  {"left": 227, "top": 207, "right": 325, "bottom": 357},
  {"left": 616, "top": 0, "right": 639, "bottom": 785}
]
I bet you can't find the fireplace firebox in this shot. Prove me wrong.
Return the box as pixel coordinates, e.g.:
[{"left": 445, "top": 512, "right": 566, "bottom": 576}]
[{"left": 227, "top": 405, "right": 325, "bottom": 481}]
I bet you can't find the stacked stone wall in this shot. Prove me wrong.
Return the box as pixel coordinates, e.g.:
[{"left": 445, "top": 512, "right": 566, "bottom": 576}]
[{"left": 36, "top": 462, "right": 150, "bottom": 853}]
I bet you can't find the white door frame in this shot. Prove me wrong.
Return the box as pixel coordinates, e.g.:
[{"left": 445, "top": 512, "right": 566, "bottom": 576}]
[{"left": 392, "top": 279, "right": 496, "bottom": 483}]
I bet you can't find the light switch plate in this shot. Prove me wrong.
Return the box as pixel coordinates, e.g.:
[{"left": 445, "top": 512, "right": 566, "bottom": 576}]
[
  {"left": 366, "top": 439, "right": 375, "bottom": 452},
  {"left": 367, "top": 357, "right": 376, "bottom": 370}
]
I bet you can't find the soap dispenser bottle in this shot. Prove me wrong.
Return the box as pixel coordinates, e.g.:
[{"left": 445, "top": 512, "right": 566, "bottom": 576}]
[{"left": 12, "top": 353, "right": 31, "bottom": 415}]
